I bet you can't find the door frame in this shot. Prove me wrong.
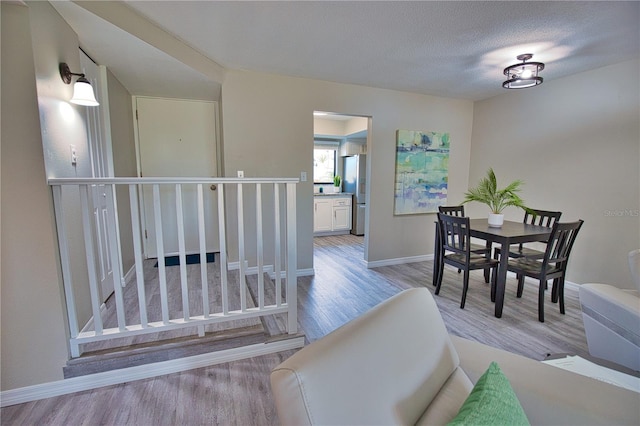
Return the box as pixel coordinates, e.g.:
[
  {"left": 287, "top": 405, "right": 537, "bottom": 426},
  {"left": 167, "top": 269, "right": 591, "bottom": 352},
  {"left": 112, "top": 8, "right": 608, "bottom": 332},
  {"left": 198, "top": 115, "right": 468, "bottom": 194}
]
[{"left": 312, "top": 112, "right": 372, "bottom": 261}]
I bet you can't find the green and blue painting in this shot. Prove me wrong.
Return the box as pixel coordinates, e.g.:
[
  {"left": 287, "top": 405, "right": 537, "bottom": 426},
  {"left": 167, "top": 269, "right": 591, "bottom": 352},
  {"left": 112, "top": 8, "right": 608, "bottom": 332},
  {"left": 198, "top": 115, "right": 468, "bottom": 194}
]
[{"left": 394, "top": 129, "right": 450, "bottom": 215}]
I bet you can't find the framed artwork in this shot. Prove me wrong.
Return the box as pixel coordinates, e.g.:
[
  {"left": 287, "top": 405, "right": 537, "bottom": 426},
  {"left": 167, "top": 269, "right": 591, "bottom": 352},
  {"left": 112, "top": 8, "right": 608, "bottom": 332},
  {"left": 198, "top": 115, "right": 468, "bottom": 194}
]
[{"left": 393, "top": 129, "right": 450, "bottom": 215}]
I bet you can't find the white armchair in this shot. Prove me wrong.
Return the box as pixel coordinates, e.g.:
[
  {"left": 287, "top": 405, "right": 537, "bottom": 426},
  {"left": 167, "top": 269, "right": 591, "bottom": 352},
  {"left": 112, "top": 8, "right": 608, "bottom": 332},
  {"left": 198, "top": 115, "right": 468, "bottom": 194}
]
[{"left": 579, "top": 249, "right": 640, "bottom": 371}]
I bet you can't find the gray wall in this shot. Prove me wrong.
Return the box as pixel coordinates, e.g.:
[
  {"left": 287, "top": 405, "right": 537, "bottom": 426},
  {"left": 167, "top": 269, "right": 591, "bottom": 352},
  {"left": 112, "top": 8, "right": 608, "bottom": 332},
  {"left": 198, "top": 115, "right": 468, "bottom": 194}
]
[
  {"left": 469, "top": 59, "right": 640, "bottom": 288},
  {"left": 221, "top": 70, "right": 475, "bottom": 270},
  {"left": 108, "top": 70, "right": 137, "bottom": 274},
  {"left": 1, "top": 2, "right": 139, "bottom": 391},
  {"left": 1, "top": 1, "right": 70, "bottom": 390}
]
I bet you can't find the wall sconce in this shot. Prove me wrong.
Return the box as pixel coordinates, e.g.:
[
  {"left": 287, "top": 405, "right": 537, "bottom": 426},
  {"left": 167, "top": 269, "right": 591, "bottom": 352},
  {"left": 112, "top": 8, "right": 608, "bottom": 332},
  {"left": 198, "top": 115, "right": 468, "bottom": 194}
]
[
  {"left": 502, "top": 54, "right": 545, "bottom": 89},
  {"left": 59, "top": 62, "right": 99, "bottom": 106}
]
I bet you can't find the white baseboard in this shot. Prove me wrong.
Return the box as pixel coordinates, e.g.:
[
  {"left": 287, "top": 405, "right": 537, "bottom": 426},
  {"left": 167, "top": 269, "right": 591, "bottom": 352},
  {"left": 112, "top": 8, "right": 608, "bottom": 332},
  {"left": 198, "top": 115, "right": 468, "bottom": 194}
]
[
  {"left": 122, "top": 264, "right": 135, "bottom": 286},
  {"left": 0, "top": 336, "right": 305, "bottom": 408},
  {"left": 366, "top": 254, "right": 434, "bottom": 268}
]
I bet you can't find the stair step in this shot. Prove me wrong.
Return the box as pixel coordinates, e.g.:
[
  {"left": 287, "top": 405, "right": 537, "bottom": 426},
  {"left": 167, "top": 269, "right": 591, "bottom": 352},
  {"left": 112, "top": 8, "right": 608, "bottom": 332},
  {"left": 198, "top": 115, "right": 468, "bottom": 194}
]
[{"left": 63, "top": 325, "right": 269, "bottom": 378}]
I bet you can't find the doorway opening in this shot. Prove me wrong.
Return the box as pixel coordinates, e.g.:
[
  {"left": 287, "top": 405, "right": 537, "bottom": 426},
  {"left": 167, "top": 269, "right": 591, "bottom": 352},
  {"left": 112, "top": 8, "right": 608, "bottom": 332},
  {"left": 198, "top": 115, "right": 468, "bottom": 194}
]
[{"left": 312, "top": 111, "right": 371, "bottom": 264}]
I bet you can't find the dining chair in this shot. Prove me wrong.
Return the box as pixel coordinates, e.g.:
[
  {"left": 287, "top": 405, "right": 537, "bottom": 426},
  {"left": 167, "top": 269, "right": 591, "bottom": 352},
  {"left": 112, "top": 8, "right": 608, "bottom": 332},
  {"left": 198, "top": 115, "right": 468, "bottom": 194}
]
[
  {"left": 438, "top": 205, "right": 492, "bottom": 283},
  {"left": 495, "top": 209, "right": 562, "bottom": 260},
  {"left": 504, "top": 220, "right": 584, "bottom": 322},
  {"left": 435, "top": 213, "right": 499, "bottom": 309}
]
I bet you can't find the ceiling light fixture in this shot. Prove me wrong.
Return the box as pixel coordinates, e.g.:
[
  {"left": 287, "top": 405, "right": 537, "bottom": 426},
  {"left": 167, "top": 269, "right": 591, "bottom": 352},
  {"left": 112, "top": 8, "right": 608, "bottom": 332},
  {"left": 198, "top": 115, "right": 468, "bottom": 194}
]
[
  {"left": 59, "top": 62, "right": 99, "bottom": 106},
  {"left": 502, "top": 54, "right": 544, "bottom": 89}
]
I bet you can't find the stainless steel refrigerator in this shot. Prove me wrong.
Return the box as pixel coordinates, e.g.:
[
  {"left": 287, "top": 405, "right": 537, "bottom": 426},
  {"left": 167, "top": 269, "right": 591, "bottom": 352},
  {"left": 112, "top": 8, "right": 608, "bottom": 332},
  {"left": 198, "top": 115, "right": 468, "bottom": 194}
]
[{"left": 343, "top": 154, "right": 366, "bottom": 235}]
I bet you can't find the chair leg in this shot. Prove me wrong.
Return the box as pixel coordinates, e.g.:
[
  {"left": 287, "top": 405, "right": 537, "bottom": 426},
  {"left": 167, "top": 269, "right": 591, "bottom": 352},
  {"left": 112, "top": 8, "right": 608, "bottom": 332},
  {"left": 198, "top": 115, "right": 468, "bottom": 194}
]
[
  {"left": 433, "top": 252, "right": 441, "bottom": 287},
  {"left": 538, "top": 280, "right": 545, "bottom": 322},
  {"left": 517, "top": 275, "right": 525, "bottom": 298},
  {"left": 558, "top": 278, "right": 565, "bottom": 315},
  {"left": 460, "top": 269, "right": 470, "bottom": 309},
  {"left": 483, "top": 268, "right": 490, "bottom": 284},
  {"left": 435, "top": 261, "right": 445, "bottom": 295},
  {"left": 551, "top": 278, "right": 559, "bottom": 303}
]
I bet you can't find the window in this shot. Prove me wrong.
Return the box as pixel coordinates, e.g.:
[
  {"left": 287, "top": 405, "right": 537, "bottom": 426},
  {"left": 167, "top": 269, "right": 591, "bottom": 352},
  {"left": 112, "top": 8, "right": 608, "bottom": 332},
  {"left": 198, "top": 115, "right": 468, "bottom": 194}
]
[{"left": 314, "top": 148, "right": 337, "bottom": 183}]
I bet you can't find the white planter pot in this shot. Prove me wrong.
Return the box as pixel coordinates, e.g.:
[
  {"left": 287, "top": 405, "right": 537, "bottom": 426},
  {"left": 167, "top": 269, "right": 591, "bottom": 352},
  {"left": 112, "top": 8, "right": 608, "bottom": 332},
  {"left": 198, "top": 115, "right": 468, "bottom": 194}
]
[
  {"left": 333, "top": 186, "right": 341, "bottom": 193},
  {"left": 488, "top": 213, "right": 504, "bottom": 228}
]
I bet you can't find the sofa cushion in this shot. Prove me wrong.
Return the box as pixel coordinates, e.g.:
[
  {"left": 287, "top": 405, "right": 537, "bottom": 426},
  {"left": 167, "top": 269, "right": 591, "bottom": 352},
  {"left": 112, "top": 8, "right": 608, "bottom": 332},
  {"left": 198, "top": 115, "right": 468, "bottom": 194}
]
[
  {"left": 452, "top": 336, "right": 640, "bottom": 425},
  {"left": 447, "top": 361, "right": 529, "bottom": 426}
]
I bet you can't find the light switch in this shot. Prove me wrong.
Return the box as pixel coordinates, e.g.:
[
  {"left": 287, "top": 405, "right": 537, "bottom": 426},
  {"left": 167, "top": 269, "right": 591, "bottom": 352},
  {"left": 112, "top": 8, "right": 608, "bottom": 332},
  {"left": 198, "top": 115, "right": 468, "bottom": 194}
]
[
  {"left": 301, "top": 171, "right": 307, "bottom": 182},
  {"left": 70, "top": 145, "right": 77, "bottom": 165},
  {"left": 237, "top": 170, "right": 244, "bottom": 178}
]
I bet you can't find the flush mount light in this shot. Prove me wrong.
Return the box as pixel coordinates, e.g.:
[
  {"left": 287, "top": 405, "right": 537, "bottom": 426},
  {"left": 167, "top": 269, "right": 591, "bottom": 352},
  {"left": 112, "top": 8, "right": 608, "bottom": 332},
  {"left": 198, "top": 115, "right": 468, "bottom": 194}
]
[
  {"left": 502, "top": 54, "right": 544, "bottom": 89},
  {"left": 59, "top": 62, "right": 99, "bottom": 106}
]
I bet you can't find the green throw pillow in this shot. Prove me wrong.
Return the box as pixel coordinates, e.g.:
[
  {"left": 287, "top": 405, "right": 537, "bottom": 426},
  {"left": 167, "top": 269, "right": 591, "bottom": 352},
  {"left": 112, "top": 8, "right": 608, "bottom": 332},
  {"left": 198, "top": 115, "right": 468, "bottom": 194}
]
[{"left": 447, "top": 362, "right": 530, "bottom": 426}]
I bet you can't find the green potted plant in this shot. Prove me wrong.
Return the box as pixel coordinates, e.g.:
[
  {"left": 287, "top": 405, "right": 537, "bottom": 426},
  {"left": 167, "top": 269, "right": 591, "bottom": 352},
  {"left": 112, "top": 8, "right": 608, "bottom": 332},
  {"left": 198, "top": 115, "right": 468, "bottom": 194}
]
[
  {"left": 462, "top": 168, "right": 530, "bottom": 227},
  {"left": 333, "top": 175, "right": 342, "bottom": 193}
]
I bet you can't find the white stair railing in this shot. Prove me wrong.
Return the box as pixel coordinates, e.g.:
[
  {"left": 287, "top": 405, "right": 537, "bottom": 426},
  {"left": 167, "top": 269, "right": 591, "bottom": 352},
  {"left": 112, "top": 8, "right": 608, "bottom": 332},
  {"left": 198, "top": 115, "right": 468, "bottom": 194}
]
[{"left": 49, "top": 177, "right": 299, "bottom": 358}]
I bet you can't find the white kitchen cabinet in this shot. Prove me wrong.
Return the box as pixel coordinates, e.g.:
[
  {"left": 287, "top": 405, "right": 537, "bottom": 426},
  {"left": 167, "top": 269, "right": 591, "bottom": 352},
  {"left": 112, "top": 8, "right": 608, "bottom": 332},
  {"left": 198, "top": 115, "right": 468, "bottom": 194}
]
[
  {"left": 339, "top": 140, "right": 367, "bottom": 157},
  {"left": 332, "top": 198, "right": 352, "bottom": 231},
  {"left": 314, "top": 195, "right": 352, "bottom": 235},
  {"left": 314, "top": 198, "right": 333, "bottom": 232}
]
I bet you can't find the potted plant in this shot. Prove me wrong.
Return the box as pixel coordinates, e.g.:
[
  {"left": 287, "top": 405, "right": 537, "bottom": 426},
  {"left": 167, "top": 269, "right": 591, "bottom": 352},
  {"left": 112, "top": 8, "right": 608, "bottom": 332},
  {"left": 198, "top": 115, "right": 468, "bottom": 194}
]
[
  {"left": 333, "top": 175, "right": 342, "bottom": 193},
  {"left": 462, "top": 168, "right": 530, "bottom": 227}
]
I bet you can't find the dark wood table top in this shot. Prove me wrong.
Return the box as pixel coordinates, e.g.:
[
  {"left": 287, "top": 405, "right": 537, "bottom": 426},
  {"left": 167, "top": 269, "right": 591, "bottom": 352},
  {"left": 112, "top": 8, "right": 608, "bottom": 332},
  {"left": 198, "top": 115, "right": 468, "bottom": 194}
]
[{"left": 468, "top": 219, "right": 551, "bottom": 244}]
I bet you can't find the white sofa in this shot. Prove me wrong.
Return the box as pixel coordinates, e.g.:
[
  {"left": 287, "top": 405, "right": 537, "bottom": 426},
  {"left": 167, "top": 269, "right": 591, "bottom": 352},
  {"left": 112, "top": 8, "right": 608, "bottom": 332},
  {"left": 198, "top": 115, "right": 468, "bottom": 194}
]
[
  {"left": 579, "top": 249, "right": 640, "bottom": 371},
  {"left": 271, "top": 288, "right": 639, "bottom": 425}
]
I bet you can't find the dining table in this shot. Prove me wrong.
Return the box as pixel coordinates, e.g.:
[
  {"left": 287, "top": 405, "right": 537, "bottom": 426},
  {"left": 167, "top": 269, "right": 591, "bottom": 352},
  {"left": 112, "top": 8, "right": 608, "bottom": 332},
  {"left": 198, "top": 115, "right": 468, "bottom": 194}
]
[{"left": 433, "top": 218, "right": 552, "bottom": 318}]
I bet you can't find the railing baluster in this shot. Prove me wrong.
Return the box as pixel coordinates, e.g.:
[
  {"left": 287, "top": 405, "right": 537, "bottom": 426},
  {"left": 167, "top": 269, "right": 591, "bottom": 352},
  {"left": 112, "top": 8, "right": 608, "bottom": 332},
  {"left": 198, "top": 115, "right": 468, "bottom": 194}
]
[
  {"left": 274, "top": 183, "right": 282, "bottom": 307},
  {"left": 218, "top": 184, "right": 229, "bottom": 315},
  {"left": 256, "top": 183, "right": 264, "bottom": 309},
  {"left": 197, "top": 184, "right": 209, "bottom": 318},
  {"left": 153, "top": 184, "right": 170, "bottom": 324},
  {"left": 237, "top": 183, "right": 247, "bottom": 312},
  {"left": 105, "top": 184, "right": 126, "bottom": 331},
  {"left": 176, "top": 184, "right": 190, "bottom": 321},
  {"left": 79, "top": 184, "right": 104, "bottom": 335},
  {"left": 286, "top": 182, "right": 298, "bottom": 334},
  {"left": 129, "top": 184, "right": 148, "bottom": 327}
]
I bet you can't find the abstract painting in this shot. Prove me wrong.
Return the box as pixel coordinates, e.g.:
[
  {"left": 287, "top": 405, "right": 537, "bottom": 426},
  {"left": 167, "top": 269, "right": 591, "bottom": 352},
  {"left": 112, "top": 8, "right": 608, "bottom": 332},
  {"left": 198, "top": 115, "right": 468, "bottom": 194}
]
[{"left": 393, "top": 129, "right": 450, "bottom": 215}]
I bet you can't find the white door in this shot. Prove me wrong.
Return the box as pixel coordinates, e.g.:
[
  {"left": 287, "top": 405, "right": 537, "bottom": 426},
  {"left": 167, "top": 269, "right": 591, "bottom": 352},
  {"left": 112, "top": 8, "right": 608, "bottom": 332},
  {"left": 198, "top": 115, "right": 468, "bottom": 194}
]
[
  {"left": 136, "top": 97, "right": 220, "bottom": 258},
  {"left": 81, "top": 51, "right": 118, "bottom": 303}
]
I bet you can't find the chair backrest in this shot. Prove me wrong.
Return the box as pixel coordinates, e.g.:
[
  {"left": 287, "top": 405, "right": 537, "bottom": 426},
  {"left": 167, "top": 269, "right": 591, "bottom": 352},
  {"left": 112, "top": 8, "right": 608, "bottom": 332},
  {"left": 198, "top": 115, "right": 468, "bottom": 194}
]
[
  {"left": 437, "top": 212, "right": 471, "bottom": 257},
  {"left": 542, "top": 220, "right": 584, "bottom": 269},
  {"left": 439, "top": 205, "right": 465, "bottom": 217},
  {"left": 524, "top": 209, "right": 562, "bottom": 227}
]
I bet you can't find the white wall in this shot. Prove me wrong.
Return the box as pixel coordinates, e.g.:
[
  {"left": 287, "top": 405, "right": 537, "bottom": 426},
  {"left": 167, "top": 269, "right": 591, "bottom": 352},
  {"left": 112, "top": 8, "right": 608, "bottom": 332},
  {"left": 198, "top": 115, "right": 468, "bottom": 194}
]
[
  {"left": 28, "top": 0, "right": 95, "bottom": 330},
  {"left": 221, "top": 70, "right": 474, "bottom": 269},
  {"left": 470, "top": 59, "right": 640, "bottom": 288},
  {"left": 108, "top": 70, "right": 137, "bottom": 274},
  {"left": 0, "top": 1, "right": 139, "bottom": 392},
  {"left": 314, "top": 116, "right": 367, "bottom": 136},
  {"left": 1, "top": 2, "right": 69, "bottom": 390}
]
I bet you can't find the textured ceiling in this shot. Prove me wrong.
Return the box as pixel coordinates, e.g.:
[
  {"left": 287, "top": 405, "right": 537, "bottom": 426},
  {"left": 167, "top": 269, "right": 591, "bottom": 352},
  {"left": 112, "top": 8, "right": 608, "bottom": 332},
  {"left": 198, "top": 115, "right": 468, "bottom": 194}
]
[{"left": 55, "top": 1, "right": 639, "bottom": 102}]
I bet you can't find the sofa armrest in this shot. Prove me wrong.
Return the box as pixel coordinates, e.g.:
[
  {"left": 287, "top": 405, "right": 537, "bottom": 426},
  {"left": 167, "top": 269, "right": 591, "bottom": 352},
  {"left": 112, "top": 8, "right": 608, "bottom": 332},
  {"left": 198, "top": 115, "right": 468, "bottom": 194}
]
[{"left": 452, "top": 336, "right": 640, "bottom": 426}]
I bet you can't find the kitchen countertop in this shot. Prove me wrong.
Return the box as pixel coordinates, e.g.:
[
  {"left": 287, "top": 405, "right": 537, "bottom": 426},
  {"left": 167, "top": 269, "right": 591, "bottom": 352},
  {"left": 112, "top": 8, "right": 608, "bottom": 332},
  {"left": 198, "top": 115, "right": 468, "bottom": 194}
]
[{"left": 314, "top": 192, "right": 353, "bottom": 197}]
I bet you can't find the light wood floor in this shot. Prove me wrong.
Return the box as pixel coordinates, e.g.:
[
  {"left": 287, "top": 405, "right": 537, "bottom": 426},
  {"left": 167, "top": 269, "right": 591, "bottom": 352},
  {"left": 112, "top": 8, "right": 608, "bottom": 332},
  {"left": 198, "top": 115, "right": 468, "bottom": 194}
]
[{"left": 1, "top": 234, "right": 589, "bottom": 425}]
